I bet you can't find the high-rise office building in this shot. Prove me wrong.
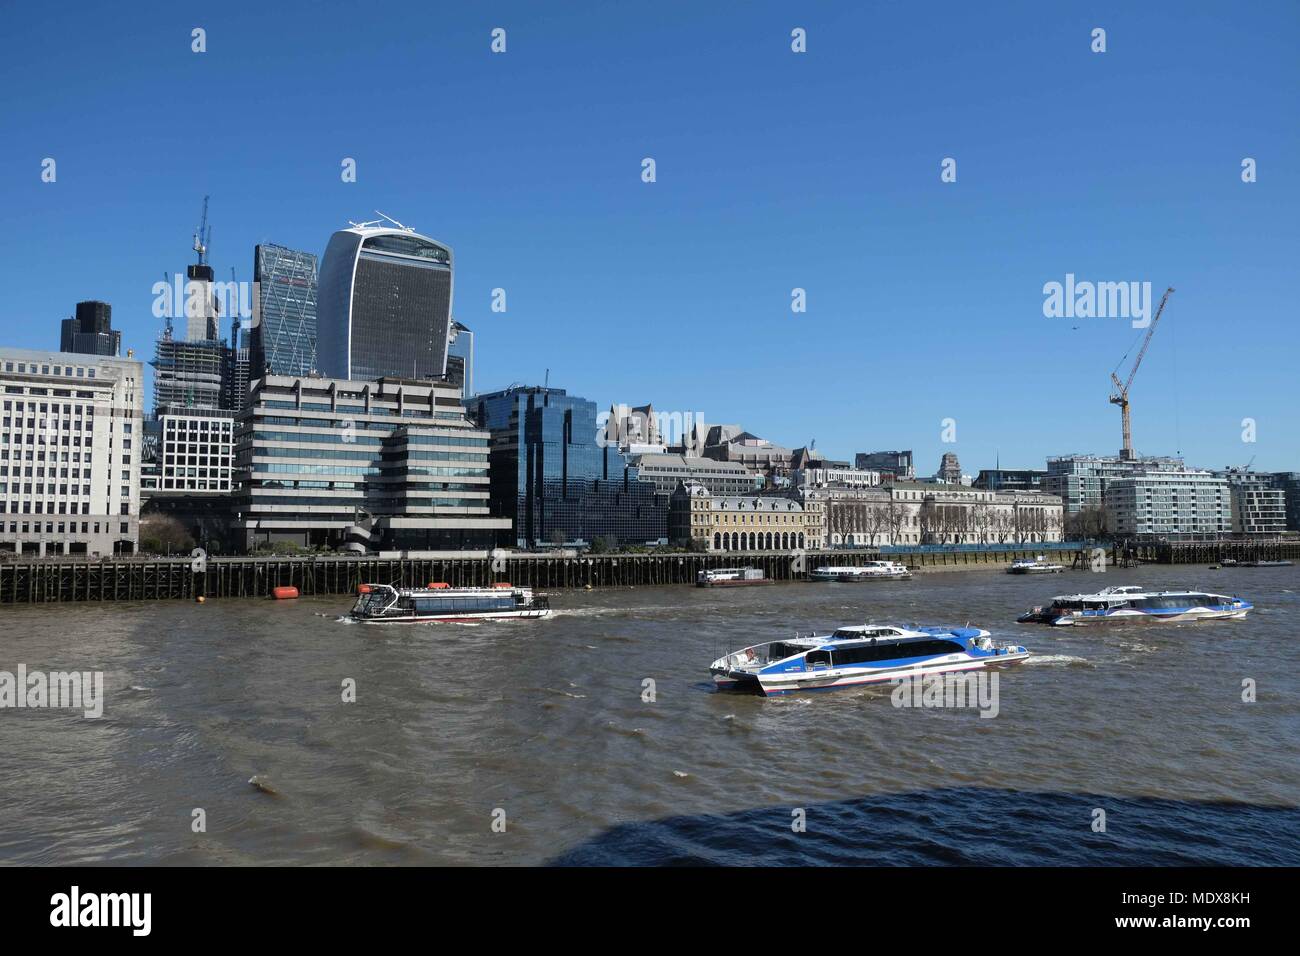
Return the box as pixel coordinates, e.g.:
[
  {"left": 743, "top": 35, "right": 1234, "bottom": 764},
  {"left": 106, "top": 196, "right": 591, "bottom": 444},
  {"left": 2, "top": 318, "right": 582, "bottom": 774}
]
[
  {"left": 447, "top": 321, "right": 474, "bottom": 396},
  {"left": 251, "top": 243, "right": 318, "bottom": 378},
  {"left": 473, "top": 386, "right": 669, "bottom": 548},
  {"left": 0, "top": 347, "right": 143, "bottom": 556},
  {"left": 60, "top": 300, "right": 121, "bottom": 356},
  {"left": 316, "top": 222, "right": 454, "bottom": 382},
  {"left": 233, "top": 375, "right": 508, "bottom": 552},
  {"left": 225, "top": 316, "right": 251, "bottom": 412},
  {"left": 855, "top": 450, "right": 915, "bottom": 480}
]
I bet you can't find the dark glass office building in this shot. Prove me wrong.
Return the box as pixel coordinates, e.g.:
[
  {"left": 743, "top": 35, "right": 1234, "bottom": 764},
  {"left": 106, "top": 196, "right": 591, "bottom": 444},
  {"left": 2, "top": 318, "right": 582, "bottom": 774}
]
[
  {"left": 251, "top": 243, "right": 318, "bottom": 379},
  {"left": 60, "top": 300, "right": 121, "bottom": 356},
  {"left": 473, "top": 386, "right": 669, "bottom": 548},
  {"left": 316, "top": 225, "right": 453, "bottom": 382}
]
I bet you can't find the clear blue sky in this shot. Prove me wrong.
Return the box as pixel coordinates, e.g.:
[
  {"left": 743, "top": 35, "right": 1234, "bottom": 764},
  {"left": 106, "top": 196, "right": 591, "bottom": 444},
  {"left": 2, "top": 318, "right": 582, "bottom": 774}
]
[{"left": 2, "top": 1, "right": 1296, "bottom": 473}]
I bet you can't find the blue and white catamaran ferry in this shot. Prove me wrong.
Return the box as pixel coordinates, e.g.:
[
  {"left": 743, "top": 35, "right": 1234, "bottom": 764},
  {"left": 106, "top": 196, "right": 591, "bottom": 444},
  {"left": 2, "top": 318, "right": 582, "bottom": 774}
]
[
  {"left": 709, "top": 624, "right": 1028, "bottom": 696},
  {"left": 1017, "top": 585, "right": 1251, "bottom": 626}
]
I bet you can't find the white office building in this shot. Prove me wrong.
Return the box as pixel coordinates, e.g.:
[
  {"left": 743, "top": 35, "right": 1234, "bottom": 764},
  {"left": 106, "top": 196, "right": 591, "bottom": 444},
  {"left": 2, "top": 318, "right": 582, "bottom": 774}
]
[
  {"left": 156, "top": 404, "right": 235, "bottom": 493},
  {"left": 0, "top": 347, "right": 144, "bottom": 556}
]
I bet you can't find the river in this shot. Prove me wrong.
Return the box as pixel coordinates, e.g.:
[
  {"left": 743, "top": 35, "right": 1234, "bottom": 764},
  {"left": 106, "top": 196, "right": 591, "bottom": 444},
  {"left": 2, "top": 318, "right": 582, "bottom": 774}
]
[{"left": 1, "top": 565, "right": 1297, "bottom": 865}]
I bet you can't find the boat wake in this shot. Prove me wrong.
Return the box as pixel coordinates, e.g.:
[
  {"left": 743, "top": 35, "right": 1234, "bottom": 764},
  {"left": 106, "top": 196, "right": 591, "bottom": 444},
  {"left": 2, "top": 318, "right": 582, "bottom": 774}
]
[{"left": 1022, "top": 654, "right": 1090, "bottom": 666}]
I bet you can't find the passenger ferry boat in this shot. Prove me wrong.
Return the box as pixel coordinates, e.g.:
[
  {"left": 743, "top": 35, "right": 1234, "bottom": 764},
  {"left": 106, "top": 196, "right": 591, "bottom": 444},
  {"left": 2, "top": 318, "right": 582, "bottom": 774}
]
[
  {"left": 710, "top": 624, "right": 1027, "bottom": 696},
  {"left": 696, "top": 567, "right": 773, "bottom": 587},
  {"left": 1007, "top": 557, "right": 1066, "bottom": 575},
  {"left": 349, "top": 583, "right": 552, "bottom": 624},
  {"left": 1017, "top": 585, "right": 1251, "bottom": 626},
  {"left": 809, "top": 560, "right": 912, "bottom": 582}
]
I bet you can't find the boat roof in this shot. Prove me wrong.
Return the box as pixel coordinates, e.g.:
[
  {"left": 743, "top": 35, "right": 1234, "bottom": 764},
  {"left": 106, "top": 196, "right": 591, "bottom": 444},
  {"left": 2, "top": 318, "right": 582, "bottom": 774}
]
[{"left": 1049, "top": 586, "right": 1231, "bottom": 601}]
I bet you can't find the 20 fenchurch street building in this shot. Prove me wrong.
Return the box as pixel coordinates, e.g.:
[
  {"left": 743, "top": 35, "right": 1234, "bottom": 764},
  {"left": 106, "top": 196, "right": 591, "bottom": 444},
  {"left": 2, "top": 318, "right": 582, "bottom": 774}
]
[{"left": 315, "top": 223, "right": 454, "bottom": 382}]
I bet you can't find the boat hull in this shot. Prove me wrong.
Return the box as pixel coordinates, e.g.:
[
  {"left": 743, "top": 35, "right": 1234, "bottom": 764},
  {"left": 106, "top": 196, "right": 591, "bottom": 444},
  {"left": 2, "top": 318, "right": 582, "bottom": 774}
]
[
  {"left": 714, "top": 652, "right": 1029, "bottom": 697},
  {"left": 696, "top": 579, "right": 774, "bottom": 588},
  {"left": 1018, "top": 607, "right": 1249, "bottom": 626},
  {"left": 355, "top": 608, "right": 553, "bottom": 624}
]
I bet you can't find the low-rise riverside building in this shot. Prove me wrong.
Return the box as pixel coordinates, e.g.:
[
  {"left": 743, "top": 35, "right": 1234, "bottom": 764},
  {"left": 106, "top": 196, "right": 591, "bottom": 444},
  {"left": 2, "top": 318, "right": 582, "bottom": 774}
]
[
  {"left": 627, "top": 452, "right": 762, "bottom": 496},
  {"left": 816, "top": 482, "right": 1065, "bottom": 547},
  {"left": 1104, "top": 470, "right": 1231, "bottom": 539},
  {"left": 233, "top": 374, "right": 509, "bottom": 552},
  {"left": 669, "top": 480, "right": 824, "bottom": 551},
  {"left": 0, "top": 347, "right": 144, "bottom": 556}
]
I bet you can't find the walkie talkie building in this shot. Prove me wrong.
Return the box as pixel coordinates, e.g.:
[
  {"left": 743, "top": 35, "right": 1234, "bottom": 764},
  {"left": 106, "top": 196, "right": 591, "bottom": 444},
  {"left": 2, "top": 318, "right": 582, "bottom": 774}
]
[{"left": 315, "top": 224, "right": 454, "bottom": 382}]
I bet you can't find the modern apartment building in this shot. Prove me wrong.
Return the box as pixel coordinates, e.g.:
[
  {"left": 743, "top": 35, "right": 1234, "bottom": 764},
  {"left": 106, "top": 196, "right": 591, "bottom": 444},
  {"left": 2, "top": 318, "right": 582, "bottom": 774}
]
[
  {"left": 1104, "top": 471, "right": 1232, "bottom": 539},
  {"left": 316, "top": 223, "right": 454, "bottom": 382},
  {"left": 473, "top": 386, "right": 669, "bottom": 548},
  {"left": 0, "top": 347, "right": 143, "bottom": 556},
  {"left": 233, "top": 375, "right": 508, "bottom": 552},
  {"left": 1270, "top": 472, "right": 1300, "bottom": 531},
  {"left": 1045, "top": 454, "right": 1184, "bottom": 513},
  {"left": 972, "top": 468, "right": 1047, "bottom": 492},
  {"left": 251, "top": 243, "right": 318, "bottom": 378},
  {"left": 1217, "top": 470, "right": 1287, "bottom": 535}
]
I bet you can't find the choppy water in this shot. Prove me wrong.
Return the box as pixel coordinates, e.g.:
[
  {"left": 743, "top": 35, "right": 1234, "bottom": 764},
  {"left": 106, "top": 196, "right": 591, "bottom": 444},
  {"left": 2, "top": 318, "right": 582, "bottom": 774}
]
[{"left": 1, "top": 565, "right": 1298, "bottom": 865}]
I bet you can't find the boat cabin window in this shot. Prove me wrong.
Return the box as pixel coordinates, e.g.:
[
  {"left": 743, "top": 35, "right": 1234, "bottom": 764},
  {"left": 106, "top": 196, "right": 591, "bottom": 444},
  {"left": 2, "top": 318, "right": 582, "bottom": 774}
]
[
  {"left": 410, "top": 594, "right": 518, "bottom": 613},
  {"left": 805, "top": 650, "right": 832, "bottom": 667},
  {"left": 831, "top": 639, "right": 965, "bottom": 666}
]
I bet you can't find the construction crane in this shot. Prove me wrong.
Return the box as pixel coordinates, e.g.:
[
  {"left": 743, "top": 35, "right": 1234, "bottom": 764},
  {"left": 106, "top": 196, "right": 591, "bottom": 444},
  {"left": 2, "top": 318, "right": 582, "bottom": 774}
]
[
  {"left": 192, "top": 195, "right": 211, "bottom": 265},
  {"left": 1109, "top": 286, "right": 1174, "bottom": 460}
]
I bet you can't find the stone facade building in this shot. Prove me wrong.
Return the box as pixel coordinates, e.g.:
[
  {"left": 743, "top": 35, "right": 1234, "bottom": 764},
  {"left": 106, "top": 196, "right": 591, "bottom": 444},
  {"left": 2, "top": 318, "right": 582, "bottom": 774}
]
[
  {"left": 816, "top": 482, "right": 1064, "bottom": 547},
  {"left": 670, "top": 481, "right": 824, "bottom": 551}
]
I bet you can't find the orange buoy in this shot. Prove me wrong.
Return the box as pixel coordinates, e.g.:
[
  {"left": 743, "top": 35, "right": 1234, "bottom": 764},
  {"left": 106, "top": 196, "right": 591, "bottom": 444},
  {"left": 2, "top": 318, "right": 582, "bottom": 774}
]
[
  {"left": 357, "top": 584, "right": 372, "bottom": 594},
  {"left": 427, "top": 582, "right": 450, "bottom": 589},
  {"left": 273, "top": 586, "right": 299, "bottom": 600}
]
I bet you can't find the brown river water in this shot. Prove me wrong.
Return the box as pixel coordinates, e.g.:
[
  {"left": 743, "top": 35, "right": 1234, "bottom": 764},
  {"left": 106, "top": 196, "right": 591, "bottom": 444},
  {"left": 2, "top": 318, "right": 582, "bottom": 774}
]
[{"left": 1, "top": 565, "right": 1297, "bottom": 865}]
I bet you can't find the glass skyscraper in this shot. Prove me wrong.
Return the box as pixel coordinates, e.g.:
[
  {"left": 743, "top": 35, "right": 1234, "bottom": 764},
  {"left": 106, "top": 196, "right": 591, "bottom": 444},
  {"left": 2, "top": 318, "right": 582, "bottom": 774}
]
[
  {"left": 251, "top": 243, "right": 318, "bottom": 378},
  {"left": 60, "top": 300, "right": 121, "bottom": 356},
  {"left": 473, "top": 386, "right": 669, "bottom": 548},
  {"left": 316, "top": 225, "right": 453, "bottom": 382}
]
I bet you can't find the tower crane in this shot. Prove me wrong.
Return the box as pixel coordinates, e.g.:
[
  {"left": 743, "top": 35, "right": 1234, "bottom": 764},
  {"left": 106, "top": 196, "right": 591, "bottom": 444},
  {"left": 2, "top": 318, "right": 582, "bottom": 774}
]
[
  {"left": 193, "top": 195, "right": 211, "bottom": 265},
  {"left": 1109, "top": 286, "right": 1173, "bottom": 461}
]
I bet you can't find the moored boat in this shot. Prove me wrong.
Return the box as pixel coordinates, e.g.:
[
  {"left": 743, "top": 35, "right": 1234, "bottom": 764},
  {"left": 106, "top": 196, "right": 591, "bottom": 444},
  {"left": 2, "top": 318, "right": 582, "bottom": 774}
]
[
  {"left": 1017, "top": 585, "right": 1251, "bottom": 626},
  {"left": 349, "top": 582, "right": 552, "bottom": 623},
  {"left": 1007, "top": 557, "right": 1066, "bottom": 574},
  {"left": 710, "top": 623, "right": 1027, "bottom": 696},
  {"left": 696, "top": 567, "right": 773, "bottom": 587},
  {"left": 809, "top": 560, "right": 912, "bottom": 582}
]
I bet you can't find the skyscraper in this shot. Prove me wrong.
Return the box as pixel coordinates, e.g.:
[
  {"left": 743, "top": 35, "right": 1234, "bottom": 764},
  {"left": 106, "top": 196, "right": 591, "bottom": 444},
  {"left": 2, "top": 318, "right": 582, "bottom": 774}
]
[
  {"left": 473, "top": 386, "right": 670, "bottom": 548},
  {"left": 316, "top": 222, "right": 454, "bottom": 382},
  {"left": 251, "top": 243, "right": 318, "bottom": 378},
  {"left": 60, "top": 300, "right": 121, "bottom": 356}
]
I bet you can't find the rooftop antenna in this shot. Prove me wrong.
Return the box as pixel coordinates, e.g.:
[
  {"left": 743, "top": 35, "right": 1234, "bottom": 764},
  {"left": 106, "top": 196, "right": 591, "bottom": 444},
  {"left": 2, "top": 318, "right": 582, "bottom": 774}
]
[
  {"left": 374, "top": 210, "right": 414, "bottom": 232},
  {"left": 544, "top": 368, "right": 550, "bottom": 389}
]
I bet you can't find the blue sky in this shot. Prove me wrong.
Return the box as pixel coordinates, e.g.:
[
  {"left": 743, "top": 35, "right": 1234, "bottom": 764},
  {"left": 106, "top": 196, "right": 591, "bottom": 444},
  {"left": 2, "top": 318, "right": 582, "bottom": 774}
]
[{"left": 1, "top": 1, "right": 1296, "bottom": 473}]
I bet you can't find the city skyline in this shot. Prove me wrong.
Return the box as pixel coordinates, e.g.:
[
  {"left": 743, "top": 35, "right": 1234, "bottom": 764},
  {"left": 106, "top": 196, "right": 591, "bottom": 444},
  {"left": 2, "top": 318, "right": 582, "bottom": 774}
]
[{"left": 2, "top": 2, "right": 1296, "bottom": 474}]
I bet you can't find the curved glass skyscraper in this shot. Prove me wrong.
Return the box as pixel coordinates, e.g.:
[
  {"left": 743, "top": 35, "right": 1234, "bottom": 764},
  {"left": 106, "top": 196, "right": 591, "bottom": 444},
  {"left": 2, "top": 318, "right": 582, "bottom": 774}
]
[{"left": 316, "top": 224, "right": 454, "bottom": 382}]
